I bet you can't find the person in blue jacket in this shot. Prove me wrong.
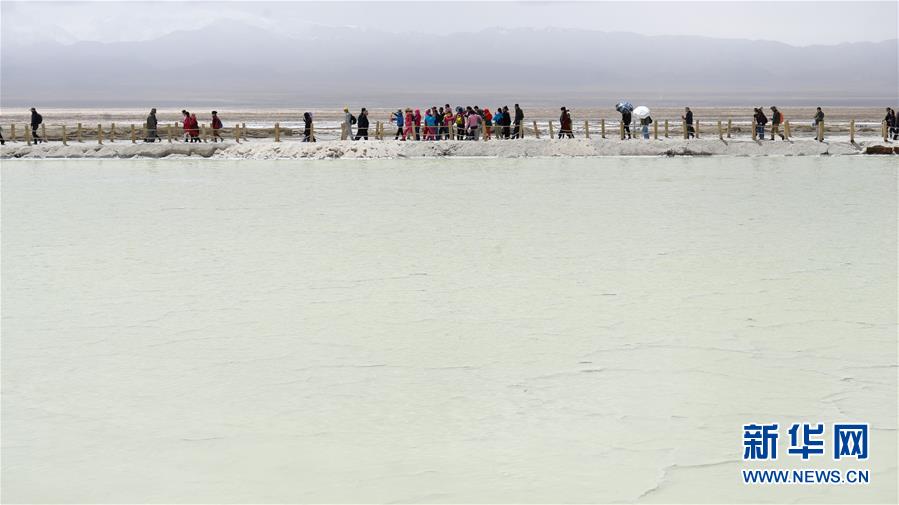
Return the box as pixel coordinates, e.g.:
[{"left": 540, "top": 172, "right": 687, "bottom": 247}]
[{"left": 391, "top": 109, "right": 404, "bottom": 140}]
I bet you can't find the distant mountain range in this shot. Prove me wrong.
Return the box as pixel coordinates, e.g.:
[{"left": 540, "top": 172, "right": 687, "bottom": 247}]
[{"left": 2, "top": 21, "right": 896, "bottom": 107}]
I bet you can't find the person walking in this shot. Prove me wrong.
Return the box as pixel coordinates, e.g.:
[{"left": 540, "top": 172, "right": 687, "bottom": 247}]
[
  {"left": 343, "top": 106, "right": 355, "bottom": 140},
  {"left": 682, "top": 107, "right": 695, "bottom": 138},
  {"left": 640, "top": 115, "right": 653, "bottom": 139},
  {"left": 391, "top": 109, "right": 404, "bottom": 140},
  {"left": 620, "top": 107, "right": 632, "bottom": 139},
  {"left": 559, "top": 107, "right": 574, "bottom": 138},
  {"left": 30, "top": 107, "right": 43, "bottom": 143},
  {"left": 770, "top": 106, "right": 785, "bottom": 140},
  {"left": 145, "top": 108, "right": 159, "bottom": 142},
  {"left": 887, "top": 107, "right": 899, "bottom": 140},
  {"left": 513, "top": 104, "right": 524, "bottom": 139},
  {"left": 181, "top": 110, "right": 191, "bottom": 142},
  {"left": 210, "top": 111, "right": 223, "bottom": 142},
  {"left": 753, "top": 108, "right": 767, "bottom": 140},
  {"left": 483, "top": 108, "right": 493, "bottom": 140},
  {"left": 354, "top": 108, "right": 369, "bottom": 140},
  {"left": 303, "top": 112, "right": 316, "bottom": 142},
  {"left": 813, "top": 107, "right": 825, "bottom": 142},
  {"left": 189, "top": 113, "right": 200, "bottom": 142}
]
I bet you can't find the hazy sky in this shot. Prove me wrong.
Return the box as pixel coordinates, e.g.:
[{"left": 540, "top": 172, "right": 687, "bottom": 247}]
[{"left": 2, "top": 0, "right": 897, "bottom": 46}]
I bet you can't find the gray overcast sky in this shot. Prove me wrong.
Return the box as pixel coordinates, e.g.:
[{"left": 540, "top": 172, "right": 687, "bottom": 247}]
[{"left": 2, "top": 0, "right": 897, "bottom": 46}]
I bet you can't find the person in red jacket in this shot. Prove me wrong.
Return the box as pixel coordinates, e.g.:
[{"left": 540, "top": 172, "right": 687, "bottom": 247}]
[
  {"left": 189, "top": 113, "right": 200, "bottom": 142},
  {"left": 181, "top": 110, "right": 191, "bottom": 142}
]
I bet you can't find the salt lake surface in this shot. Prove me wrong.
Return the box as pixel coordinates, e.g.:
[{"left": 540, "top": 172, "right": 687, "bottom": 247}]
[{"left": 2, "top": 157, "right": 896, "bottom": 503}]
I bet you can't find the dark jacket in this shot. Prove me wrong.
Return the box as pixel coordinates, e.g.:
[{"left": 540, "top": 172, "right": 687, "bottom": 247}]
[
  {"left": 771, "top": 110, "right": 782, "bottom": 125},
  {"left": 622, "top": 111, "right": 632, "bottom": 124},
  {"left": 685, "top": 111, "right": 693, "bottom": 124},
  {"left": 560, "top": 110, "right": 572, "bottom": 130},
  {"left": 514, "top": 106, "right": 524, "bottom": 123},
  {"left": 31, "top": 110, "right": 42, "bottom": 127},
  {"left": 756, "top": 111, "right": 768, "bottom": 125},
  {"left": 357, "top": 114, "right": 369, "bottom": 129},
  {"left": 814, "top": 110, "right": 824, "bottom": 124}
]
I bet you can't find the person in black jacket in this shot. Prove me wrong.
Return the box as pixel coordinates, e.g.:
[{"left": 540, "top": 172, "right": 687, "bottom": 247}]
[
  {"left": 813, "top": 107, "right": 824, "bottom": 142},
  {"left": 145, "top": 108, "right": 159, "bottom": 142},
  {"left": 512, "top": 104, "right": 524, "bottom": 139},
  {"left": 30, "top": 107, "right": 43, "bottom": 143},
  {"left": 558, "top": 107, "right": 574, "bottom": 138},
  {"left": 354, "top": 108, "right": 369, "bottom": 140},
  {"left": 884, "top": 107, "right": 896, "bottom": 140},
  {"left": 753, "top": 108, "right": 767, "bottom": 140},
  {"left": 303, "top": 112, "right": 316, "bottom": 142},
  {"left": 621, "top": 108, "right": 632, "bottom": 139},
  {"left": 681, "top": 107, "right": 694, "bottom": 138}
]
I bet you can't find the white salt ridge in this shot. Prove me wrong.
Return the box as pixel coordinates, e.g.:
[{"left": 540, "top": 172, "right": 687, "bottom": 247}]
[{"left": 2, "top": 137, "right": 893, "bottom": 159}]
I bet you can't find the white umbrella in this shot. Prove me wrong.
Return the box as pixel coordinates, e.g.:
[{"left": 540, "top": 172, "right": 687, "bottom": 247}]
[{"left": 633, "top": 106, "right": 651, "bottom": 119}]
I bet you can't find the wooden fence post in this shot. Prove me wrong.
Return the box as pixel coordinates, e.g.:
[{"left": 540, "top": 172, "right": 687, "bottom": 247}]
[
  {"left": 233, "top": 125, "right": 240, "bottom": 143},
  {"left": 109, "top": 123, "right": 116, "bottom": 142},
  {"left": 130, "top": 124, "right": 136, "bottom": 144},
  {"left": 533, "top": 120, "right": 540, "bottom": 139},
  {"left": 664, "top": 119, "right": 669, "bottom": 138},
  {"left": 850, "top": 119, "right": 855, "bottom": 143},
  {"left": 619, "top": 121, "right": 624, "bottom": 140},
  {"left": 695, "top": 120, "right": 700, "bottom": 139},
  {"left": 10, "top": 124, "right": 15, "bottom": 142},
  {"left": 25, "top": 124, "right": 32, "bottom": 145},
  {"left": 61, "top": 125, "right": 68, "bottom": 145},
  {"left": 274, "top": 122, "right": 281, "bottom": 142},
  {"left": 584, "top": 120, "right": 590, "bottom": 139},
  {"left": 726, "top": 119, "right": 732, "bottom": 138},
  {"left": 600, "top": 118, "right": 605, "bottom": 139},
  {"left": 783, "top": 120, "right": 791, "bottom": 140},
  {"left": 41, "top": 124, "right": 47, "bottom": 143},
  {"left": 717, "top": 120, "right": 723, "bottom": 140},
  {"left": 242, "top": 123, "right": 247, "bottom": 141},
  {"left": 653, "top": 119, "right": 658, "bottom": 140},
  {"left": 548, "top": 120, "right": 555, "bottom": 138},
  {"left": 882, "top": 120, "right": 888, "bottom": 142},
  {"left": 752, "top": 118, "right": 757, "bottom": 141},
  {"left": 682, "top": 120, "right": 687, "bottom": 139},
  {"left": 167, "top": 124, "right": 173, "bottom": 143},
  {"left": 817, "top": 120, "right": 824, "bottom": 142},
  {"left": 98, "top": 124, "right": 104, "bottom": 144},
  {"left": 77, "top": 123, "right": 83, "bottom": 142}
]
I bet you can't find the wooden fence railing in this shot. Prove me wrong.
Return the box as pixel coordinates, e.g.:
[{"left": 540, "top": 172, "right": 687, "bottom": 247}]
[{"left": 2, "top": 119, "right": 894, "bottom": 145}]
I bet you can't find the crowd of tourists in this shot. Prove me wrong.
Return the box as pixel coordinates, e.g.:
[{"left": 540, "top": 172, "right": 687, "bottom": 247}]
[{"left": 4, "top": 106, "right": 899, "bottom": 145}]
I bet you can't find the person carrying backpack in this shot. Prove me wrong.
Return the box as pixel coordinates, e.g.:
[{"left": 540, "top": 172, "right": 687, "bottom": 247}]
[
  {"left": 210, "top": 111, "right": 223, "bottom": 142},
  {"left": 343, "top": 106, "right": 355, "bottom": 140},
  {"left": 770, "top": 106, "right": 785, "bottom": 140},
  {"left": 30, "top": 108, "right": 43, "bottom": 143}
]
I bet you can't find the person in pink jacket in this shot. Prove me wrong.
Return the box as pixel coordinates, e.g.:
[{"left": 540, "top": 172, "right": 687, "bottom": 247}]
[{"left": 403, "top": 108, "right": 414, "bottom": 141}]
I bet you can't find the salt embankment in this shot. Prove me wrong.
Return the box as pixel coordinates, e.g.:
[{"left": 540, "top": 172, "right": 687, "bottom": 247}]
[{"left": 2, "top": 138, "right": 897, "bottom": 159}]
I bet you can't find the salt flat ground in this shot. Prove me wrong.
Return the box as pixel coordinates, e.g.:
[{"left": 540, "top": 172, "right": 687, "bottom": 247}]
[{"left": 1, "top": 157, "right": 896, "bottom": 503}]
